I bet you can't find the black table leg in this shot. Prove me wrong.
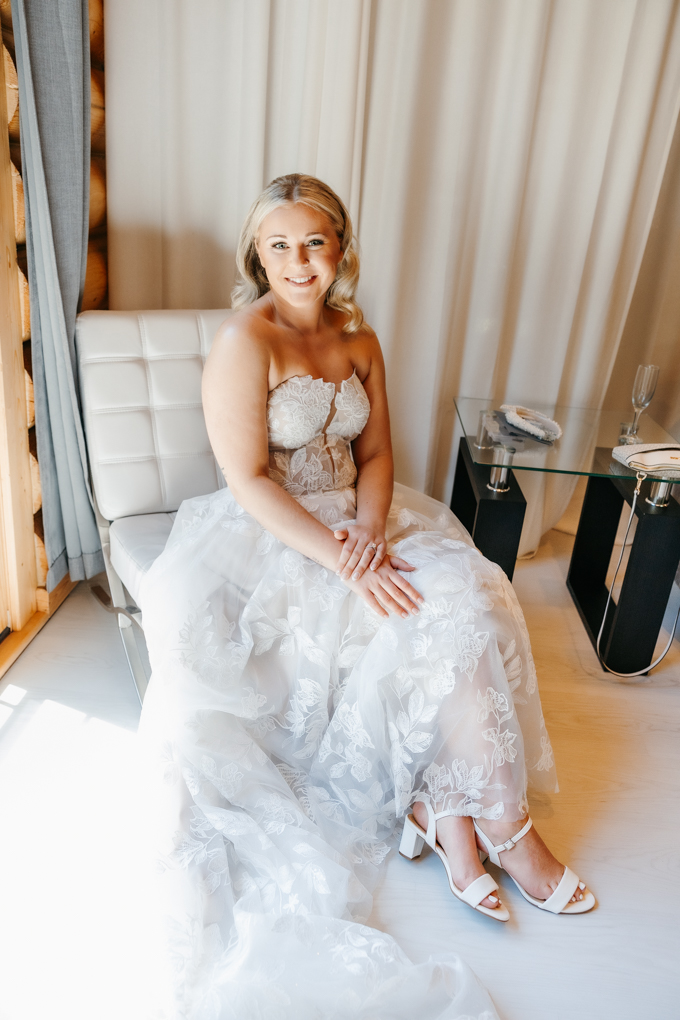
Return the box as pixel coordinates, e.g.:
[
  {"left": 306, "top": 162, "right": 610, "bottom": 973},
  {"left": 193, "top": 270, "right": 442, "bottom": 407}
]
[
  {"left": 567, "top": 474, "right": 680, "bottom": 674},
  {"left": 450, "top": 438, "right": 527, "bottom": 581}
]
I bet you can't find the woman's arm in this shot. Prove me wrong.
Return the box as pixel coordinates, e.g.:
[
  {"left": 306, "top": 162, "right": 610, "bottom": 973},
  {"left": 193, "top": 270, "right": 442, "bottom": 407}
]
[{"left": 203, "top": 321, "right": 342, "bottom": 572}]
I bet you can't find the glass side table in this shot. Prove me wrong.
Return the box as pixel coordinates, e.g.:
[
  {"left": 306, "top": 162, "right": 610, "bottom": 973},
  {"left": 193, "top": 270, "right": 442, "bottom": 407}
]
[{"left": 451, "top": 397, "right": 680, "bottom": 675}]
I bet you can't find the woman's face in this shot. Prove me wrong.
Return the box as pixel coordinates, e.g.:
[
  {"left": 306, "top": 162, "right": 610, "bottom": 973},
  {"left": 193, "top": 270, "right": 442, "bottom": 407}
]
[{"left": 256, "top": 202, "right": 343, "bottom": 309}]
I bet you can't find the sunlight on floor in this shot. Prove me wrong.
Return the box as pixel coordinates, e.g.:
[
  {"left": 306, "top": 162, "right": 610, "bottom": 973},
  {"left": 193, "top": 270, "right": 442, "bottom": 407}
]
[
  {"left": 0, "top": 684, "right": 27, "bottom": 706},
  {"left": 0, "top": 684, "right": 25, "bottom": 733},
  {"left": 0, "top": 694, "right": 162, "bottom": 1020}
]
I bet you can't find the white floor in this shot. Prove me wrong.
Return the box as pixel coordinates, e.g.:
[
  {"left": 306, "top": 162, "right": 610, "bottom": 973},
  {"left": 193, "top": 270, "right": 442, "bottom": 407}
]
[{"left": 0, "top": 528, "right": 678, "bottom": 1020}]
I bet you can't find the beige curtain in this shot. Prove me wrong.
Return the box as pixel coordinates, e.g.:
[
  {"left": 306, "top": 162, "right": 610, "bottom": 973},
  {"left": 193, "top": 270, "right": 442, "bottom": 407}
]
[
  {"left": 105, "top": 0, "right": 680, "bottom": 553},
  {"left": 605, "top": 106, "right": 680, "bottom": 436}
]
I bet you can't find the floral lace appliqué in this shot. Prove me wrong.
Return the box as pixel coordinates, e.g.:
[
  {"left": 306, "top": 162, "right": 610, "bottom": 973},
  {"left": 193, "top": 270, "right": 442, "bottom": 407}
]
[
  {"left": 327, "top": 374, "right": 371, "bottom": 439},
  {"left": 267, "top": 376, "right": 335, "bottom": 450}
]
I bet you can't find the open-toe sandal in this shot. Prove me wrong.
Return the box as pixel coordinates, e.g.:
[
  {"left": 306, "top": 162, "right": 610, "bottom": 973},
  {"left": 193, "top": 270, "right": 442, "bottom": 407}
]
[
  {"left": 473, "top": 818, "right": 595, "bottom": 915},
  {"left": 399, "top": 804, "right": 510, "bottom": 921}
]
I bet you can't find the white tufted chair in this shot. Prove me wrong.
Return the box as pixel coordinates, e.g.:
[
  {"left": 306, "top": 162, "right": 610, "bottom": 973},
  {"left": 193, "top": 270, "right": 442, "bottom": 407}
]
[{"left": 76, "top": 308, "right": 231, "bottom": 701}]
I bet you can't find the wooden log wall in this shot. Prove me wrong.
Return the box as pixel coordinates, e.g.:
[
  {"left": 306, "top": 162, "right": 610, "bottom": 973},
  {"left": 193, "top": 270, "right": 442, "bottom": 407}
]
[
  {"left": 87, "top": 0, "right": 108, "bottom": 314},
  {"left": 0, "top": 0, "right": 103, "bottom": 654},
  {"left": 0, "top": 2, "right": 37, "bottom": 634}
]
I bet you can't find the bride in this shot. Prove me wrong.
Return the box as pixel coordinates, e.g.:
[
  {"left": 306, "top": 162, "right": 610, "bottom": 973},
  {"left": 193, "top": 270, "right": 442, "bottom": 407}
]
[{"left": 139, "top": 173, "right": 594, "bottom": 1019}]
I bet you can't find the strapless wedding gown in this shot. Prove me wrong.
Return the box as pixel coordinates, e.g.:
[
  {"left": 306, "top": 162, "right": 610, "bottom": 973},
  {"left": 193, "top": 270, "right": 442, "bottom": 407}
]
[{"left": 139, "top": 371, "right": 557, "bottom": 1020}]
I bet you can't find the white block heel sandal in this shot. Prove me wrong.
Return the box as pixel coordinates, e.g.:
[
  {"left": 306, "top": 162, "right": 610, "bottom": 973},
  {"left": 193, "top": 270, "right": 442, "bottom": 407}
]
[
  {"left": 473, "top": 818, "right": 596, "bottom": 915},
  {"left": 399, "top": 804, "right": 510, "bottom": 922}
]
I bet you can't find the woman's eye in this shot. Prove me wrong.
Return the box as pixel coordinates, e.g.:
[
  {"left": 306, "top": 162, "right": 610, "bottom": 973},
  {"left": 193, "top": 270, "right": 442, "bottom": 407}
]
[
  {"left": 308, "top": 239, "right": 323, "bottom": 246},
  {"left": 273, "top": 242, "right": 287, "bottom": 250}
]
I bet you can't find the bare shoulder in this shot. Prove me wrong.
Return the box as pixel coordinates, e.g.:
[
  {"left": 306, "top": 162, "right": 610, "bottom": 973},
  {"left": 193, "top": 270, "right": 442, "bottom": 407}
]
[
  {"left": 323, "top": 307, "right": 377, "bottom": 371},
  {"left": 344, "top": 320, "right": 384, "bottom": 381},
  {"left": 208, "top": 301, "right": 275, "bottom": 374}
]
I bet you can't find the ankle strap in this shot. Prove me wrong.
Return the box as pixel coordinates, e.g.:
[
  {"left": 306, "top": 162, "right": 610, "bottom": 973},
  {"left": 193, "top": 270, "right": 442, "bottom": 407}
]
[
  {"left": 488, "top": 817, "right": 533, "bottom": 854},
  {"left": 421, "top": 801, "right": 464, "bottom": 850}
]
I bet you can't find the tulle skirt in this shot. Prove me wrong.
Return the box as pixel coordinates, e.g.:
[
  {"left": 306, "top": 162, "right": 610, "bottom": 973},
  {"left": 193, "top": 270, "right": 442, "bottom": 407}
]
[{"left": 138, "top": 481, "right": 557, "bottom": 1018}]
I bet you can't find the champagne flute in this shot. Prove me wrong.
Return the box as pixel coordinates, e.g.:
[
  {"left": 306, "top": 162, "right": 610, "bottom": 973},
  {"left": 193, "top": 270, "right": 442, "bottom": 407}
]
[{"left": 631, "top": 364, "right": 659, "bottom": 434}]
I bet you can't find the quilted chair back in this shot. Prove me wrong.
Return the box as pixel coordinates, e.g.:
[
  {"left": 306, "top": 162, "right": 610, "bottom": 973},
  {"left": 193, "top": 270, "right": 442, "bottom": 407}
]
[{"left": 76, "top": 309, "right": 231, "bottom": 521}]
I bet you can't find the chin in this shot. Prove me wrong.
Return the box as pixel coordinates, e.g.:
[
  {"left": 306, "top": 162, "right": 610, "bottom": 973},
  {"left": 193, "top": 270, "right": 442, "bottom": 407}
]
[{"left": 282, "top": 284, "right": 325, "bottom": 304}]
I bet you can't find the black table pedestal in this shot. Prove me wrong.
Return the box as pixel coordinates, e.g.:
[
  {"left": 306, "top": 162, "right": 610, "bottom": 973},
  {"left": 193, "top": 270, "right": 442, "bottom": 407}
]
[
  {"left": 450, "top": 438, "right": 526, "bottom": 581},
  {"left": 567, "top": 473, "right": 680, "bottom": 675}
]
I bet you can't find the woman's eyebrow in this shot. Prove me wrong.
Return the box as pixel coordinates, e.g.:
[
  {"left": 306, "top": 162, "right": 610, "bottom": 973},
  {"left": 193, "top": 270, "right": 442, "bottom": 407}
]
[{"left": 265, "top": 231, "right": 328, "bottom": 240}]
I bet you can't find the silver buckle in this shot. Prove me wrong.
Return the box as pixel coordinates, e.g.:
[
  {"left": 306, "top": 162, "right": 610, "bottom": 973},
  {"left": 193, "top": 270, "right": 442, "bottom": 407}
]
[{"left": 502, "top": 838, "right": 516, "bottom": 852}]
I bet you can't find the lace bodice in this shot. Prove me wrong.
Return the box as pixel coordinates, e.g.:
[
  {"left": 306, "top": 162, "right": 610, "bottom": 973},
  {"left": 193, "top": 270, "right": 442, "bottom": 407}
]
[
  {"left": 267, "top": 370, "right": 370, "bottom": 447},
  {"left": 267, "top": 371, "right": 370, "bottom": 504}
]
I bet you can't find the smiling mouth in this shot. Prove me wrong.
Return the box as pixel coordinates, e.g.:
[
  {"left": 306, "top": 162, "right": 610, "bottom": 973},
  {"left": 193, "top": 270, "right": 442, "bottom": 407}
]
[{"left": 286, "top": 275, "right": 316, "bottom": 286}]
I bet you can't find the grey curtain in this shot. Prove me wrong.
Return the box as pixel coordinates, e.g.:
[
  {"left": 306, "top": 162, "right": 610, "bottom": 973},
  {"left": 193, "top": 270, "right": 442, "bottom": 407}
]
[{"left": 12, "top": 0, "right": 103, "bottom": 588}]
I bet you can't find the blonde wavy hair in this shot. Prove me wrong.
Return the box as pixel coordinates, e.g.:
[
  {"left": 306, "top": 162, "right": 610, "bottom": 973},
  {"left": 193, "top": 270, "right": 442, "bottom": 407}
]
[{"left": 231, "top": 174, "right": 364, "bottom": 334}]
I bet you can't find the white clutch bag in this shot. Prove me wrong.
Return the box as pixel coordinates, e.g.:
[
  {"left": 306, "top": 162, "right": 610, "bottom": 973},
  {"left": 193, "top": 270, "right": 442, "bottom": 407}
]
[{"left": 611, "top": 443, "right": 680, "bottom": 480}]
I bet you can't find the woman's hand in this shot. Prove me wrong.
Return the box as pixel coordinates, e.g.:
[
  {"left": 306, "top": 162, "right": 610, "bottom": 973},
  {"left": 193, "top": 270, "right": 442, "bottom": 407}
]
[
  {"left": 342, "top": 556, "right": 424, "bottom": 619},
  {"left": 334, "top": 524, "right": 388, "bottom": 581}
]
